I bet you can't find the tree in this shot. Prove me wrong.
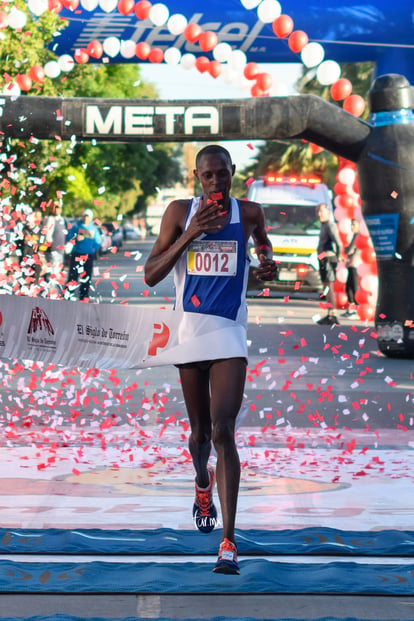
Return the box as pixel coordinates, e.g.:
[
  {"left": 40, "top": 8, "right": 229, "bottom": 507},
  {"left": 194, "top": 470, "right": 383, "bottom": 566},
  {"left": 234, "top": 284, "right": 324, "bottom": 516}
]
[{"left": 0, "top": 3, "right": 182, "bottom": 218}]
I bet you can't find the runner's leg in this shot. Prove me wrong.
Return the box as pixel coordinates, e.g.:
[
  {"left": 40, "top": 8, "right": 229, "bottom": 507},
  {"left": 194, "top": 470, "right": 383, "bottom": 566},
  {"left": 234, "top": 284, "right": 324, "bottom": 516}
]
[
  {"left": 179, "top": 365, "right": 212, "bottom": 488},
  {"left": 209, "top": 357, "right": 246, "bottom": 542}
]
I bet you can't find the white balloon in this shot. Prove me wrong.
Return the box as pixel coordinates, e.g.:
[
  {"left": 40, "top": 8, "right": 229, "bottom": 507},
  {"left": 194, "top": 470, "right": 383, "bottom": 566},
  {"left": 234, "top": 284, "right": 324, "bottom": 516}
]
[
  {"left": 336, "top": 264, "right": 348, "bottom": 284},
  {"left": 7, "top": 8, "right": 27, "bottom": 29},
  {"left": 81, "top": 0, "right": 99, "bottom": 9},
  {"left": 240, "top": 0, "right": 262, "bottom": 8},
  {"left": 301, "top": 42, "right": 325, "bottom": 68},
  {"left": 269, "top": 82, "right": 289, "bottom": 96},
  {"left": 167, "top": 13, "right": 187, "bottom": 35},
  {"left": 44, "top": 61, "right": 61, "bottom": 79},
  {"left": 361, "top": 274, "right": 378, "bottom": 294},
  {"left": 164, "top": 47, "right": 181, "bottom": 65},
  {"left": 58, "top": 54, "right": 75, "bottom": 72},
  {"left": 28, "top": 0, "right": 48, "bottom": 16},
  {"left": 229, "top": 49, "right": 247, "bottom": 70},
  {"left": 103, "top": 36, "right": 121, "bottom": 58},
  {"left": 99, "top": 0, "right": 117, "bottom": 13},
  {"left": 180, "top": 53, "right": 196, "bottom": 70},
  {"left": 120, "top": 40, "right": 136, "bottom": 58},
  {"left": 236, "top": 75, "right": 251, "bottom": 92},
  {"left": 213, "top": 42, "right": 233, "bottom": 63},
  {"left": 257, "top": 0, "right": 282, "bottom": 23},
  {"left": 149, "top": 3, "right": 169, "bottom": 27},
  {"left": 221, "top": 65, "right": 237, "bottom": 85},
  {"left": 338, "top": 167, "right": 356, "bottom": 187},
  {"left": 316, "top": 59, "right": 341, "bottom": 85},
  {"left": 3, "top": 82, "right": 21, "bottom": 97}
]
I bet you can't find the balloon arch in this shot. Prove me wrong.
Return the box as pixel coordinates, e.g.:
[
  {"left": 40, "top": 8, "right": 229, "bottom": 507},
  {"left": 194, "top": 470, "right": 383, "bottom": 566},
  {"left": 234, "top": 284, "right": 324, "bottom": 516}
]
[{"left": 0, "top": 1, "right": 413, "bottom": 357}]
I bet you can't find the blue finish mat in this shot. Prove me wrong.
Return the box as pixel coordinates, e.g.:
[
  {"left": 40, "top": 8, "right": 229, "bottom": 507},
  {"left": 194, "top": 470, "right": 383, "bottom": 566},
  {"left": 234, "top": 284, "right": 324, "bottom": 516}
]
[
  {"left": 1, "top": 559, "right": 414, "bottom": 594},
  {"left": 0, "top": 617, "right": 382, "bottom": 621},
  {"left": 2, "top": 527, "right": 414, "bottom": 556}
]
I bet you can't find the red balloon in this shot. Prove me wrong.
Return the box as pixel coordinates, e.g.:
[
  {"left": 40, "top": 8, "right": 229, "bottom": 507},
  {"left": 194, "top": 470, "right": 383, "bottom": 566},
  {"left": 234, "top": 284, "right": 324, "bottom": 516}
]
[
  {"left": 255, "top": 72, "right": 272, "bottom": 92},
  {"left": 183, "top": 23, "right": 202, "bottom": 43},
  {"left": 333, "top": 279, "right": 346, "bottom": 293},
  {"left": 361, "top": 247, "right": 377, "bottom": 264},
  {"left": 208, "top": 60, "right": 221, "bottom": 79},
  {"left": 333, "top": 181, "right": 348, "bottom": 195},
  {"left": 199, "top": 31, "right": 218, "bottom": 52},
  {"left": 357, "top": 303, "right": 375, "bottom": 322},
  {"left": 358, "top": 262, "right": 377, "bottom": 278},
  {"left": 272, "top": 14, "right": 293, "bottom": 38},
  {"left": 251, "top": 83, "right": 266, "bottom": 97},
  {"left": 195, "top": 56, "right": 209, "bottom": 73},
  {"left": 135, "top": 41, "right": 150, "bottom": 60},
  {"left": 148, "top": 47, "right": 163, "bottom": 63},
  {"left": 355, "top": 289, "right": 370, "bottom": 305},
  {"left": 0, "top": 10, "right": 8, "bottom": 28},
  {"left": 337, "top": 193, "right": 355, "bottom": 210},
  {"left": 16, "top": 74, "right": 32, "bottom": 92},
  {"left": 288, "top": 30, "right": 308, "bottom": 54},
  {"left": 335, "top": 291, "right": 348, "bottom": 308},
  {"left": 135, "top": 0, "right": 151, "bottom": 20},
  {"left": 28, "top": 65, "right": 45, "bottom": 83},
  {"left": 74, "top": 48, "right": 89, "bottom": 64},
  {"left": 48, "top": 0, "right": 62, "bottom": 12},
  {"left": 87, "top": 40, "right": 103, "bottom": 59},
  {"left": 355, "top": 234, "right": 371, "bottom": 250},
  {"left": 330, "top": 78, "right": 352, "bottom": 101},
  {"left": 118, "top": 0, "right": 135, "bottom": 14},
  {"left": 343, "top": 94, "right": 365, "bottom": 117},
  {"left": 244, "top": 62, "right": 259, "bottom": 80},
  {"left": 61, "top": 0, "right": 79, "bottom": 10}
]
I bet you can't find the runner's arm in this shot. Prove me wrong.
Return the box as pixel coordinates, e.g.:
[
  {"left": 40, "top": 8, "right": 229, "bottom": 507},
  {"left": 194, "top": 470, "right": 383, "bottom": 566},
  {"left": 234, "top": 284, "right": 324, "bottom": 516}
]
[
  {"left": 144, "top": 201, "right": 193, "bottom": 287},
  {"left": 249, "top": 203, "right": 278, "bottom": 281}
]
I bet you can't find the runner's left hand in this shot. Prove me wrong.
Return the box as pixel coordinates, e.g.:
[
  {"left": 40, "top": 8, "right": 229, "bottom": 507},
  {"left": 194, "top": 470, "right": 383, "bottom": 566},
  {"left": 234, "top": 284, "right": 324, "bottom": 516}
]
[{"left": 255, "top": 254, "right": 278, "bottom": 281}]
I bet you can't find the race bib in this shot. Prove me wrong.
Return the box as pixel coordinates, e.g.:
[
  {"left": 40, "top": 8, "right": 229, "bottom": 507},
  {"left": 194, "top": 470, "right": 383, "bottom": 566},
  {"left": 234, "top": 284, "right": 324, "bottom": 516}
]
[{"left": 187, "top": 240, "right": 237, "bottom": 277}]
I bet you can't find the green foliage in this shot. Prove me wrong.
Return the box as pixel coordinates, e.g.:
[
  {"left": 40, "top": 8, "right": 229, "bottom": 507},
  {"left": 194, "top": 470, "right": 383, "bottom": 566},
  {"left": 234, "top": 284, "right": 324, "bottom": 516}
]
[{"left": 0, "top": 4, "right": 182, "bottom": 217}]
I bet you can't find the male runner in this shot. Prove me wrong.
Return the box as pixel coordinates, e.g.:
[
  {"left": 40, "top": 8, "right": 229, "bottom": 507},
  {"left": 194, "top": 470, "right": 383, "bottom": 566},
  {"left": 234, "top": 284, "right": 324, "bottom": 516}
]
[{"left": 144, "top": 145, "right": 277, "bottom": 574}]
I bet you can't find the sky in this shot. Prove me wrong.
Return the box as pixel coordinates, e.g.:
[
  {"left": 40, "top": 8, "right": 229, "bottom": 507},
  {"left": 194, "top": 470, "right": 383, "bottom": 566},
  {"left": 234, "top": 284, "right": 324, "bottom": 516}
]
[{"left": 139, "top": 61, "right": 303, "bottom": 169}]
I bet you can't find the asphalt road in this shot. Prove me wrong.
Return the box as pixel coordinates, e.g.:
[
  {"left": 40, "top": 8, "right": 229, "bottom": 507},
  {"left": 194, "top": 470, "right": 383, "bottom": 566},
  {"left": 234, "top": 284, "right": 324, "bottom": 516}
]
[{"left": 1, "top": 238, "right": 413, "bottom": 439}]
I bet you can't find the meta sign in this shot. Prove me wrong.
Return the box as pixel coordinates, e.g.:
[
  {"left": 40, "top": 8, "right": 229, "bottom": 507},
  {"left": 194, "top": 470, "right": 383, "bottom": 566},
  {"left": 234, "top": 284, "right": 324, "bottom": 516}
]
[
  {"left": 85, "top": 104, "right": 219, "bottom": 137},
  {"left": 0, "top": 96, "right": 249, "bottom": 141}
]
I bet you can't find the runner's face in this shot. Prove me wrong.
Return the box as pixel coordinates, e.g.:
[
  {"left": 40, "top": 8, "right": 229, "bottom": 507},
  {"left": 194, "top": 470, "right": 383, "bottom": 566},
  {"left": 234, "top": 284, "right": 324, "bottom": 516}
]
[{"left": 195, "top": 153, "right": 234, "bottom": 202}]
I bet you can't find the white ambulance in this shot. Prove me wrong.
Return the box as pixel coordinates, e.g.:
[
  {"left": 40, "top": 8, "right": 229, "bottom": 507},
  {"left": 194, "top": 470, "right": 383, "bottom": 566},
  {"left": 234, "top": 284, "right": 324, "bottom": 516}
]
[{"left": 247, "top": 174, "right": 334, "bottom": 292}]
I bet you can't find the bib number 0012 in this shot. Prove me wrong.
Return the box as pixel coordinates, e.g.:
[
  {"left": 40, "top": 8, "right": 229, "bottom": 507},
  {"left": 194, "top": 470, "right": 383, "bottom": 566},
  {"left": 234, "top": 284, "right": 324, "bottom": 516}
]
[{"left": 187, "top": 240, "right": 237, "bottom": 276}]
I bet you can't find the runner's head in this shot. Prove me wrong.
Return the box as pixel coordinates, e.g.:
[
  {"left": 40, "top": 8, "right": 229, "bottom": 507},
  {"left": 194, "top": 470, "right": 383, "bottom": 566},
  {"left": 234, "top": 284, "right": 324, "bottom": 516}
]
[{"left": 194, "top": 145, "right": 235, "bottom": 203}]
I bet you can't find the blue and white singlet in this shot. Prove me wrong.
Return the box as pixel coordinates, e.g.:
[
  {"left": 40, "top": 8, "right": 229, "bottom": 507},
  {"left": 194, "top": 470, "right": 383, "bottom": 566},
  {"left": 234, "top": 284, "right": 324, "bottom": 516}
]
[{"left": 174, "top": 196, "right": 250, "bottom": 326}]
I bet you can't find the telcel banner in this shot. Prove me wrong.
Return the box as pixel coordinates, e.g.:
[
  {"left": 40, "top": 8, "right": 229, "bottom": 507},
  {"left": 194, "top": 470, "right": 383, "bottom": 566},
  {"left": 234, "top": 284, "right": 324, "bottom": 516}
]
[{"left": 0, "top": 295, "right": 247, "bottom": 369}]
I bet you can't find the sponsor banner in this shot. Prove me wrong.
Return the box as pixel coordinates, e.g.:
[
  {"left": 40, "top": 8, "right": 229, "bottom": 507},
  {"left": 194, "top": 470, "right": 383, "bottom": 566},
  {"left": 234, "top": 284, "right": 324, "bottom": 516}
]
[
  {"left": 0, "top": 295, "right": 247, "bottom": 369},
  {"left": 364, "top": 213, "right": 399, "bottom": 259}
]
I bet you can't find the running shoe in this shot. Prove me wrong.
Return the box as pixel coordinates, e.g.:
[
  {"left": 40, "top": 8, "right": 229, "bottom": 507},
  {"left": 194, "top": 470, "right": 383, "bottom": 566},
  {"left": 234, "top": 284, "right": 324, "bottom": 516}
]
[
  {"left": 193, "top": 466, "right": 217, "bottom": 533},
  {"left": 317, "top": 314, "right": 340, "bottom": 325},
  {"left": 213, "top": 538, "right": 240, "bottom": 575}
]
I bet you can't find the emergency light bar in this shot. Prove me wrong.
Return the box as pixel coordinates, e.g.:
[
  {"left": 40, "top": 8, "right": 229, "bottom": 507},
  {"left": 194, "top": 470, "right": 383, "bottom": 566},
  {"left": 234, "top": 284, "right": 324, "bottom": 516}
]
[{"left": 264, "top": 175, "right": 322, "bottom": 185}]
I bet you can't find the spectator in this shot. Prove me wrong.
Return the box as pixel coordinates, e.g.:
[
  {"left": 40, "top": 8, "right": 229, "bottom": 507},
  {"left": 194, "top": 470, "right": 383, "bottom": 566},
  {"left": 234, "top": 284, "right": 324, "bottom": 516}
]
[
  {"left": 65, "top": 208, "right": 101, "bottom": 301},
  {"left": 44, "top": 201, "right": 68, "bottom": 289},
  {"left": 316, "top": 203, "right": 342, "bottom": 325},
  {"left": 342, "top": 218, "right": 362, "bottom": 318},
  {"left": 20, "top": 206, "right": 48, "bottom": 285}
]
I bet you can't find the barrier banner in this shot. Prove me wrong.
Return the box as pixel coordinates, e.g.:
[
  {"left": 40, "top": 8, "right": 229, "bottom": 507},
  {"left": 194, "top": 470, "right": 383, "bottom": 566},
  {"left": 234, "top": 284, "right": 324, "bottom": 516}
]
[{"left": 0, "top": 295, "right": 247, "bottom": 369}]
